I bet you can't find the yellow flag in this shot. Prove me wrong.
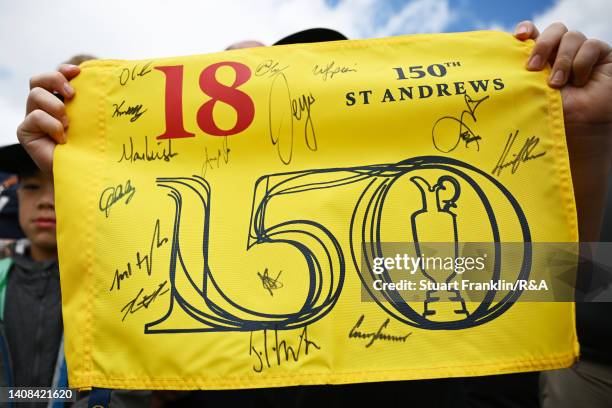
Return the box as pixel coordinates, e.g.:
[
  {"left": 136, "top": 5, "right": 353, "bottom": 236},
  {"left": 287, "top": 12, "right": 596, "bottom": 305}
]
[{"left": 55, "top": 30, "right": 579, "bottom": 390}]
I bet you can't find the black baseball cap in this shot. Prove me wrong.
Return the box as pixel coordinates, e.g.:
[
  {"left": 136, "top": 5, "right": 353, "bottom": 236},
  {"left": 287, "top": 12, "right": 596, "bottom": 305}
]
[
  {"left": 0, "top": 143, "right": 39, "bottom": 176},
  {"left": 0, "top": 172, "right": 24, "bottom": 239},
  {"left": 274, "top": 28, "right": 348, "bottom": 45},
  {"left": 0, "top": 144, "right": 41, "bottom": 239}
]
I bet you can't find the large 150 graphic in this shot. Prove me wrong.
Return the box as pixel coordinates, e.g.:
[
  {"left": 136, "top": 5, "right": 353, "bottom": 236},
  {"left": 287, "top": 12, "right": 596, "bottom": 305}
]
[{"left": 145, "top": 156, "right": 532, "bottom": 334}]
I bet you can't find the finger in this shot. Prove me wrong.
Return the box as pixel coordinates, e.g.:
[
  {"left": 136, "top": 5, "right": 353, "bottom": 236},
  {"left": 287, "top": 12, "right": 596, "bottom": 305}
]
[
  {"left": 549, "top": 31, "right": 587, "bottom": 87},
  {"left": 572, "top": 39, "right": 612, "bottom": 86},
  {"left": 514, "top": 20, "right": 540, "bottom": 41},
  {"left": 29, "top": 69, "right": 77, "bottom": 99},
  {"left": 25, "top": 87, "right": 68, "bottom": 124},
  {"left": 17, "top": 110, "right": 65, "bottom": 174},
  {"left": 17, "top": 135, "right": 56, "bottom": 175},
  {"left": 528, "top": 22, "right": 568, "bottom": 70},
  {"left": 57, "top": 64, "right": 81, "bottom": 80},
  {"left": 57, "top": 64, "right": 81, "bottom": 99},
  {"left": 18, "top": 109, "right": 65, "bottom": 145}
]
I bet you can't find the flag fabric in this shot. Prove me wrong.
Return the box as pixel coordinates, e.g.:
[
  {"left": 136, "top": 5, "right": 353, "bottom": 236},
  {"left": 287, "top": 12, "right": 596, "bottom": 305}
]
[{"left": 55, "top": 30, "right": 578, "bottom": 390}]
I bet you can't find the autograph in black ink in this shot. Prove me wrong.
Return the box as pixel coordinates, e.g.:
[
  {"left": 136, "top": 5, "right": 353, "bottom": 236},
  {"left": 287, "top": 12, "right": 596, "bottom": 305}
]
[
  {"left": 200, "top": 136, "right": 231, "bottom": 177},
  {"left": 121, "top": 281, "right": 169, "bottom": 322},
  {"left": 249, "top": 327, "right": 320, "bottom": 373},
  {"left": 492, "top": 130, "right": 546, "bottom": 176},
  {"left": 348, "top": 315, "right": 412, "bottom": 348},
  {"left": 255, "top": 59, "right": 289, "bottom": 78},
  {"left": 112, "top": 100, "right": 147, "bottom": 122},
  {"left": 257, "top": 268, "right": 283, "bottom": 296},
  {"left": 268, "top": 72, "right": 317, "bottom": 164},
  {"left": 99, "top": 179, "right": 136, "bottom": 218},
  {"left": 312, "top": 61, "right": 357, "bottom": 81},
  {"left": 119, "top": 61, "right": 153, "bottom": 86},
  {"left": 432, "top": 94, "right": 490, "bottom": 153},
  {"left": 110, "top": 219, "right": 168, "bottom": 292},
  {"left": 118, "top": 136, "right": 178, "bottom": 163}
]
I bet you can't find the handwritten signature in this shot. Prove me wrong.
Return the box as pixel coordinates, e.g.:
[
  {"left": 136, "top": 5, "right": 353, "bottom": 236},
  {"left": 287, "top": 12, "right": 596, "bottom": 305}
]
[
  {"left": 120, "top": 280, "right": 169, "bottom": 321},
  {"left": 200, "top": 136, "right": 231, "bottom": 177},
  {"left": 431, "top": 94, "right": 489, "bottom": 153},
  {"left": 268, "top": 72, "right": 317, "bottom": 164},
  {"left": 491, "top": 130, "right": 546, "bottom": 176},
  {"left": 255, "top": 59, "right": 288, "bottom": 78},
  {"left": 112, "top": 100, "right": 147, "bottom": 122},
  {"left": 110, "top": 219, "right": 168, "bottom": 292},
  {"left": 118, "top": 136, "right": 178, "bottom": 163},
  {"left": 257, "top": 268, "right": 283, "bottom": 296},
  {"left": 348, "top": 315, "right": 412, "bottom": 348},
  {"left": 249, "top": 327, "right": 320, "bottom": 373},
  {"left": 119, "top": 61, "right": 153, "bottom": 86},
  {"left": 312, "top": 61, "right": 357, "bottom": 81},
  {"left": 99, "top": 179, "right": 135, "bottom": 218}
]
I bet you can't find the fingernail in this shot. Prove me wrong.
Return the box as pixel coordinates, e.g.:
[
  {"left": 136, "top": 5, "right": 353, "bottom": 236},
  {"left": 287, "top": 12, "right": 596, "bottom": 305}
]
[
  {"left": 515, "top": 25, "right": 528, "bottom": 36},
  {"left": 528, "top": 54, "right": 542, "bottom": 69},
  {"left": 550, "top": 69, "right": 565, "bottom": 85},
  {"left": 63, "top": 83, "right": 74, "bottom": 97},
  {"left": 61, "top": 115, "right": 69, "bottom": 127}
]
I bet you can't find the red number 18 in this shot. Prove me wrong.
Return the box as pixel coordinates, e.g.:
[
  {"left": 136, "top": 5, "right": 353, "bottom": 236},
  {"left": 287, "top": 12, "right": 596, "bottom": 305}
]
[{"left": 155, "top": 61, "right": 255, "bottom": 140}]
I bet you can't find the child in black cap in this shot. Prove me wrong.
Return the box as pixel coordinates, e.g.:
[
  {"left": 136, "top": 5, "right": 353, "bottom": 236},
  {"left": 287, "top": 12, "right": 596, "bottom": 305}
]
[{"left": 0, "top": 142, "right": 65, "bottom": 402}]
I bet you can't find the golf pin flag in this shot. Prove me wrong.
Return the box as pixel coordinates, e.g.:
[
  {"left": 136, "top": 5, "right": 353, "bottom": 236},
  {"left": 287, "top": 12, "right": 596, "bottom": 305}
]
[{"left": 55, "top": 30, "right": 579, "bottom": 390}]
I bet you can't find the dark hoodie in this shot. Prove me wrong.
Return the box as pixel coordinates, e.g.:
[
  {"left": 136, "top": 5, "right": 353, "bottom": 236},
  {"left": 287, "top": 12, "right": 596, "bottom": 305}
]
[{"left": 4, "top": 245, "right": 62, "bottom": 388}]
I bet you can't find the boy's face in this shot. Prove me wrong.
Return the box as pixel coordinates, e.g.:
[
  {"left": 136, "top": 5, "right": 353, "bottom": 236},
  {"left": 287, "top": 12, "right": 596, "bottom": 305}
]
[{"left": 17, "top": 171, "right": 56, "bottom": 255}]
